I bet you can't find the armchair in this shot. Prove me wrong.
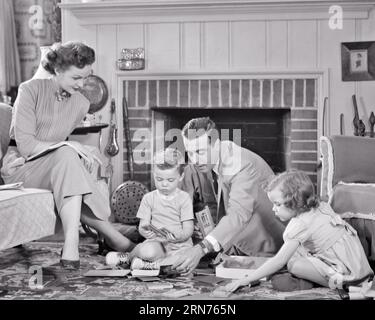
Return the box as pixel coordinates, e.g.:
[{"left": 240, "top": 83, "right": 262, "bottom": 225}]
[{"left": 320, "top": 135, "right": 375, "bottom": 265}]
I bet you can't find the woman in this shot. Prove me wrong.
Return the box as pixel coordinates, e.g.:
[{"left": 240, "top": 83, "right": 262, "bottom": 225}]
[{"left": 1, "top": 41, "right": 135, "bottom": 269}]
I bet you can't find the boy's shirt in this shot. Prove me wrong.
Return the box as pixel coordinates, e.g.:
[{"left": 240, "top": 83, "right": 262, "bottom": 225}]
[{"left": 137, "top": 188, "right": 194, "bottom": 239}]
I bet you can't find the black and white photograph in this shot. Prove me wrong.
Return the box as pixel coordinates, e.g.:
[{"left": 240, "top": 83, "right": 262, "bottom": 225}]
[
  {"left": 341, "top": 40, "right": 375, "bottom": 81},
  {"left": 0, "top": 0, "right": 375, "bottom": 316},
  {"left": 350, "top": 50, "right": 368, "bottom": 73}
]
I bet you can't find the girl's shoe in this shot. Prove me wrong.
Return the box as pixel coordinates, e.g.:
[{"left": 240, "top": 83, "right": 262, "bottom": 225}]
[{"left": 105, "top": 252, "right": 131, "bottom": 268}]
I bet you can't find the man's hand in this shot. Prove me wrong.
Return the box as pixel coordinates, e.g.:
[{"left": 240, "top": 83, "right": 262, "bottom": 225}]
[
  {"left": 172, "top": 245, "right": 205, "bottom": 275},
  {"left": 192, "top": 224, "right": 204, "bottom": 241}
]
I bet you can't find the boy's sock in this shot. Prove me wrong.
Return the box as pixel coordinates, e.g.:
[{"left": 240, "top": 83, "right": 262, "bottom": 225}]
[
  {"left": 105, "top": 252, "right": 131, "bottom": 268},
  {"left": 270, "top": 272, "right": 315, "bottom": 292}
]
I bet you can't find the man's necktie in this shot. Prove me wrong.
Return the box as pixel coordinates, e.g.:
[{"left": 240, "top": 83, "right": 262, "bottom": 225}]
[
  {"left": 211, "top": 170, "right": 225, "bottom": 224},
  {"left": 212, "top": 170, "right": 218, "bottom": 195}
]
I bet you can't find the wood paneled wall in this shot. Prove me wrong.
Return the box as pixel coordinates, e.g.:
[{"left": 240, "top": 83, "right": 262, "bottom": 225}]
[{"left": 61, "top": 2, "right": 375, "bottom": 191}]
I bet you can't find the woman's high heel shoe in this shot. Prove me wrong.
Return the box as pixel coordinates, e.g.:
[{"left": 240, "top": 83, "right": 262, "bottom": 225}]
[
  {"left": 97, "top": 238, "right": 115, "bottom": 256},
  {"left": 60, "top": 259, "right": 80, "bottom": 270},
  {"left": 60, "top": 249, "right": 80, "bottom": 270}
]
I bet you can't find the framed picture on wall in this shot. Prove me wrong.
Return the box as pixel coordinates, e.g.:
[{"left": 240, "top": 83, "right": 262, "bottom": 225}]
[{"left": 341, "top": 41, "right": 375, "bottom": 81}]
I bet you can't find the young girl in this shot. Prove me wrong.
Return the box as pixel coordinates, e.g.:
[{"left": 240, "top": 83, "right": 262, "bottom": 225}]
[
  {"left": 106, "top": 148, "right": 194, "bottom": 269},
  {"left": 223, "top": 170, "right": 373, "bottom": 292}
]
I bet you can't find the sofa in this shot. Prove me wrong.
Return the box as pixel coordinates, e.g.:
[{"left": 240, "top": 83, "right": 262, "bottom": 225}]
[
  {"left": 0, "top": 102, "right": 57, "bottom": 250},
  {"left": 320, "top": 135, "right": 375, "bottom": 265}
]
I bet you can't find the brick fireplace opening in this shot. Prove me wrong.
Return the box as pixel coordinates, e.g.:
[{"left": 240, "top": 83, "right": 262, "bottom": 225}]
[
  {"left": 123, "top": 76, "right": 319, "bottom": 189},
  {"left": 152, "top": 107, "right": 290, "bottom": 174}
]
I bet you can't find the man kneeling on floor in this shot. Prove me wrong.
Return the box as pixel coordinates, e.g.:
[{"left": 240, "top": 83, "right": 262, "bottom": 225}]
[{"left": 172, "top": 117, "right": 285, "bottom": 275}]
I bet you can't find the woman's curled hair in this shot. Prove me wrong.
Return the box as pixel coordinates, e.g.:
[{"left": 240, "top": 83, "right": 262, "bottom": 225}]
[
  {"left": 42, "top": 41, "right": 95, "bottom": 75},
  {"left": 266, "top": 170, "right": 319, "bottom": 215}
]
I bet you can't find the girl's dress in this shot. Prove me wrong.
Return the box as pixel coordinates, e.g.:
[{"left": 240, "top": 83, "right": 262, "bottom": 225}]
[
  {"left": 283, "top": 202, "right": 373, "bottom": 288},
  {"left": 0, "top": 78, "right": 110, "bottom": 220}
]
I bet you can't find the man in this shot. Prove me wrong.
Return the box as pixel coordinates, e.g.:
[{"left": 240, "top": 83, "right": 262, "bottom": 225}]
[{"left": 172, "top": 117, "right": 285, "bottom": 274}]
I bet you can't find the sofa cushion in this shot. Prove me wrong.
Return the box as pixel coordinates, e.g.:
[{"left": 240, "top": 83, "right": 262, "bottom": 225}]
[
  {"left": 332, "top": 183, "right": 375, "bottom": 214},
  {"left": 0, "top": 188, "right": 57, "bottom": 250},
  {"left": 331, "top": 136, "right": 375, "bottom": 185}
]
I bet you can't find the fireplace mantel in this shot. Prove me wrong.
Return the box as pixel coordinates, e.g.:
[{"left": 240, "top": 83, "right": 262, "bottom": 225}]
[{"left": 60, "top": 0, "right": 374, "bottom": 25}]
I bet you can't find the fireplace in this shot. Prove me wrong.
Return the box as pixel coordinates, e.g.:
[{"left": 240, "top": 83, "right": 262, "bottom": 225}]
[
  {"left": 122, "top": 75, "right": 319, "bottom": 189},
  {"left": 152, "top": 107, "right": 290, "bottom": 174}
]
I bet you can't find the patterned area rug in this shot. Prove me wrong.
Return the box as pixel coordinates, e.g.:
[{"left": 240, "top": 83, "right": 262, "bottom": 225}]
[{"left": 0, "top": 241, "right": 340, "bottom": 300}]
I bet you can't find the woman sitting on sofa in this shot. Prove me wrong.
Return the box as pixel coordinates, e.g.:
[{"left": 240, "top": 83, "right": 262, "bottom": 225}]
[{"left": 0, "top": 41, "right": 135, "bottom": 269}]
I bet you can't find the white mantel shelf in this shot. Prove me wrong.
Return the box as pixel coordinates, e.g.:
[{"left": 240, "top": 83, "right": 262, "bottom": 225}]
[
  {"left": 60, "top": 0, "right": 375, "bottom": 25},
  {"left": 113, "top": 69, "right": 328, "bottom": 78}
]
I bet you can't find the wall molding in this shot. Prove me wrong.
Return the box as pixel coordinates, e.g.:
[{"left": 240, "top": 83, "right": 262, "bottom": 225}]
[
  {"left": 60, "top": 0, "right": 374, "bottom": 25},
  {"left": 113, "top": 69, "right": 327, "bottom": 79}
]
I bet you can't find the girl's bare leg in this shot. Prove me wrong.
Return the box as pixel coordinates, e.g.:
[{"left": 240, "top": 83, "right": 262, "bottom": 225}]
[{"left": 288, "top": 257, "right": 328, "bottom": 287}]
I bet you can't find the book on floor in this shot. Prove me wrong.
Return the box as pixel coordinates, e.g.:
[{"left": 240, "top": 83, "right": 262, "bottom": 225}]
[
  {"left": 84, "top": 269, "right": 131, "bottom": 277},
  {"left": 162, "top": 288, "right": 198, "bottom": 298},
  {"left": 147, "top": 282, "right": 174, "bottom": 290},
  {"left": 215, "top": 255, "right": 269, "bottom": 279},
  {"left": 131, "top": 269, "right": 160, "bottom": 277},
  {"left": 136, "top": 276, "right": 160, "bottom": 282},
  {"left": 210, "top": 288, "right": 232, "bottom": 298}
]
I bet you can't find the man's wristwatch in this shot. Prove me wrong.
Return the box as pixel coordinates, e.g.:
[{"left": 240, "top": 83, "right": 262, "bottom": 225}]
[
  {"left": 197, "top": 240, "right": 211, "bottom": 255},
  {"left": 197, "top": 242, "right": 209, "bottom": 255}
]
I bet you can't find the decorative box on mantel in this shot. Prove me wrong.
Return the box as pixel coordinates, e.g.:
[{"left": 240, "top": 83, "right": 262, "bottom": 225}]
[{"left": 117, "top": 48, "right": 145, "bottom": 71}]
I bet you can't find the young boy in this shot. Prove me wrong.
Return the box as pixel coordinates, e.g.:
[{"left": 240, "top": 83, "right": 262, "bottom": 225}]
[{"left": 106, "top": 148, "right": 194, "bottom": 269}]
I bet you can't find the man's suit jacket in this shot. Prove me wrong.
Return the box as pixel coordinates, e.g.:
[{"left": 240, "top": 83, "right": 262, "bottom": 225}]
[{"left": 181, "top": 140, "right": 285, "bottom": 256}]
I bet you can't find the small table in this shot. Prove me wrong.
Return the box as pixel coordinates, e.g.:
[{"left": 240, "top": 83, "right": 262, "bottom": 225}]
[
  {"left": 71, "top": 123, "right": 109, "bottom": 150},
  {"left": 71, "top": 123, "right": 109, "bottom": 135}
]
